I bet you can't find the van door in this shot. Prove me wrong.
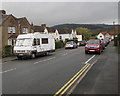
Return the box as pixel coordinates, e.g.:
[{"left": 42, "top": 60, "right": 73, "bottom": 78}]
[
  {"left": 33, "top": 38, "right": 41, "bottom": 53},
  {"left": 36, "top": 38, "right": 41, "bottom": 52}
]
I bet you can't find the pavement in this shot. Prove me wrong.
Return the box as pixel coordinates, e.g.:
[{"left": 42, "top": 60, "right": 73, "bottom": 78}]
[
  {"left": 1, "top": 41, "right": 119, "bottom": 95},
  {"left": 2, "top": 56, "right": 17, "bottom": 63}
]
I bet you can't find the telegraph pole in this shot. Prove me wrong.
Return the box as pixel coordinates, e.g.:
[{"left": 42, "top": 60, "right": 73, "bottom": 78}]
[{"left": 113, "top": 21, "right": 117, "bottom": 46}]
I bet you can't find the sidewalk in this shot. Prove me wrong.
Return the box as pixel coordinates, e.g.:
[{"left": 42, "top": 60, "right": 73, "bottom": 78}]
[
  {"left": 2, "top": 56, "right": 17, "bottom": 63},
  {"left": 72, "top": 41, "right": 118, "bottom": 94}
]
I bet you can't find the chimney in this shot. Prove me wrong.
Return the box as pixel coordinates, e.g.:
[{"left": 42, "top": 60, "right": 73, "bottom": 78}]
[
  {"left": 0, "top": 10, "right": 6, "bottom": 15},
  {"left": 41, "top": 24, "right": 46, "bottom": 28}
]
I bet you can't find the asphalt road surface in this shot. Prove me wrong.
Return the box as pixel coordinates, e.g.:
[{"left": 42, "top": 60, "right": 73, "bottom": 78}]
[{"left": 2, "top": 41, "right": 118, "bottom": 95}]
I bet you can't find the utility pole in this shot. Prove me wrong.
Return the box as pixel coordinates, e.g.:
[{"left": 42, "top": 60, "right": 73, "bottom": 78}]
[{"left": 113, "top": 21, "right": 117, "bottom": 46}]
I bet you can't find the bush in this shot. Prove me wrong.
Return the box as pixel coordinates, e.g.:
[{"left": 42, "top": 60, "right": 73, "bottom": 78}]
[
  {"left": 2, "top": 45, "right": 13, "bottom": 57},
  {"left": 89, "top": 36, "right": 97, "bottom": 39},
  {"left": 55, "top": 40, "right": 64, "bottom": 49},
  {"left": 65, "top": 39, "right": 78, "bottom": 44}
]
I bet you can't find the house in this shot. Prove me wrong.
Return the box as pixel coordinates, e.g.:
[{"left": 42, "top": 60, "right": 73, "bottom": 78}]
[
  {"left": 76, "top": 31, "right": 82, "bottom": 41},
  {"left": 97, "top": 32, "right": 112, "bottom": 40},
  {"left": 32, "top": 24, "right": 60, "bottom": 41},
  {"left": 58, "top": 29, "right": 78, "bottom": 41},
  {"left": 0, "top": 10, "right": 31, "bottom": 52}
]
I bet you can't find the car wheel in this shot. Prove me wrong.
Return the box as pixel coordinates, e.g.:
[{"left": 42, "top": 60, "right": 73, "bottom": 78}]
[
  {"left": 85, "top": 51, "right": 88, "bottom": 54},
  {"left": 98, "top": 50, "right": 101, "bottom": 55},
  {"left": 31, "top": 53, "right": 35, "bottom": 59}
]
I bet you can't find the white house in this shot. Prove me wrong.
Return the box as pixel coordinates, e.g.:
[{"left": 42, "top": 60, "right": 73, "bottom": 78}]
[{"left": 97, "top": 32, "right": 112, "bottom": 40}]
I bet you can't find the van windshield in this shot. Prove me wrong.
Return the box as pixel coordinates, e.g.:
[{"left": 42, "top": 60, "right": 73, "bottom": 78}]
[{"left": 16, "top": 38, "right": 33, "bottom": 46}]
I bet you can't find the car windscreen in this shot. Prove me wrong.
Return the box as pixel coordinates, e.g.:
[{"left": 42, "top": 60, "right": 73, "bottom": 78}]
[
  {"left": 87, "top": 40, "right": 100, "bottom": 44},
  {"left": 66, "top": 42, "right": 73, "bottom": 44},
  {"left": 16, "top": 38, "right": 33, "bottom": 46}
]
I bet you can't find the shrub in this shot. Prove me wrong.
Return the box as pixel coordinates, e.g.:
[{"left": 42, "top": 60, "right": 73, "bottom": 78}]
[
  {"left": 2, "top": 45, "right": 13, "bottom": 57},
  {"left": 55, "top": 40, "right": 64, "bottom": 49},
  {"left": 65, "top": 39, "right": 78, "bottom": 44}
]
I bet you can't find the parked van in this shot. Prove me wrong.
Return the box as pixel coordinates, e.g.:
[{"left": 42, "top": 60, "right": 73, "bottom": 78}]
[{"left": 14, "top": 33, "right": 55, "bottom": 59}]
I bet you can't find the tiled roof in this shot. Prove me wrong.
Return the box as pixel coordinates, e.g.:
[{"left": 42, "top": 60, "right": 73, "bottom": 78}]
[
  {"left": 46, "top": 27, "right": 56, "bottom": 33},
  {"left": 58, "top": 28, "right": 72, "bottom": 34},
  {"left": 33, "top": 25, "right": 45, "bottom": 32},
  {"left": 101, "top": 32, "right": 108, "bottom": 35}
]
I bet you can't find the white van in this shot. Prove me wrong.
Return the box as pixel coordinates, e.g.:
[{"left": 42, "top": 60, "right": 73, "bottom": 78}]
[{"left": 14, "top": 33, "right": 55, "bottom": 59}]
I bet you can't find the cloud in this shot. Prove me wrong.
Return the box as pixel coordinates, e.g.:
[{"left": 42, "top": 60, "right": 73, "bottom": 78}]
[{"left": 2, "top": 2, "right": 118, "bottom": 26}]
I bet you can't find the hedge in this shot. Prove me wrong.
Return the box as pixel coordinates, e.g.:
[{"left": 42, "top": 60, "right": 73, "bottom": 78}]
[
  {"left": 65, "top": 39, "right": 78, "bottom": 44},
  {"left": 2, "top": 45, "right": 13, "bottom": 57},
  {"left": 55, "top": 40, "right": 64, "bottom": 49}
]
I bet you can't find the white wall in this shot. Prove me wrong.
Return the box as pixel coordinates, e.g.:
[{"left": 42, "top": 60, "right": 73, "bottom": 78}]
[
  {"left": 59, "top": 34, "right": 71, "bottom": 41},
  {"left": 76, "top": 35, "right": 82, "bottom": 41},
  {"left": 97, "top": 33, "right": 105, "bottom": 40}
]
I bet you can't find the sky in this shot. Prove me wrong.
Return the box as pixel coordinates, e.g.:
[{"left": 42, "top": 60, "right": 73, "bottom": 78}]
[{"left": 1, "top": 1, "right": 119, "bottom": 27}]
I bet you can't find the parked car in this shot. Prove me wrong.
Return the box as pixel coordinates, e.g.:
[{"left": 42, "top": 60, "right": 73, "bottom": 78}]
[
  {"left": 14, "top": 33, "right": 55, "bottom": 59},
  {"left": 65, "top": 41, "right": 77, "bottom": 49},
  {"left": 78, "top": 40, "right": 86, "bottom": 46},
  {"left": 85, "top": 39, "right": 103, "bottom": 54},
  {"left": 100, "top": 39, "right": 106, "bottom": 49}
]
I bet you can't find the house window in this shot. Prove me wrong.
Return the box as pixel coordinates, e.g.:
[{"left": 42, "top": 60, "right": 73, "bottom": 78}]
[
  {"left": 60, "top": 36, "right": 62, "bottom": 39},
  {"left": 42, "top": 38, "right": 48, "bottom": 44},
  {"left": 22, "top": 28, "right": 28, "bottom": 33},
  {"left": 8, "top": 27, "right": 16, "bottom": 33},
  {"left": 8, "top": 39, "right": 15, "bottom": 46},
  {"left": 100, "top": 36, "right": 102, "bottom": 37}
]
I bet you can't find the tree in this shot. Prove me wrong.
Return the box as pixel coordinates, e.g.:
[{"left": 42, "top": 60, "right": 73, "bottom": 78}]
[{"left": 76, "top": 27, "right": 93, "bottom": 40}]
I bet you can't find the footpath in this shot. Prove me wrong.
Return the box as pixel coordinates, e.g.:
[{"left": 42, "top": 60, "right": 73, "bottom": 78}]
[{"left": 72, "top": 41, "right": 119, "bottom": 95}]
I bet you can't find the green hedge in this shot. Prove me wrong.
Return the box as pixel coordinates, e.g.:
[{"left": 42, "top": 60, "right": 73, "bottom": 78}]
[
  {"left": 55, "top": 40, "right": 64, "bottom": 49},
  {"left": 2, "top": 45, "right": 13, "bottom": 57},
  {"left": 65, "top": 39, "right": 78, "bottom": 44}
]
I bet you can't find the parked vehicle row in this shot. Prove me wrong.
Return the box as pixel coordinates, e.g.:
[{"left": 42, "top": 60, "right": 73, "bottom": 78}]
[
  {"left": 85, "top": 39, "right": 110, "bottom": 55},
  {"left": 65, "top": 41, "right": 78, "bottom": 49},
  {"left": 77, "top": 40, "right": 86, "bottom": 46}
]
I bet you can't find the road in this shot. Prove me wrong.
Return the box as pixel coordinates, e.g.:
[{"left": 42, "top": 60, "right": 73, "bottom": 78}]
[{"left": 2, "top": 41, "right": 118, "bottom": 95}]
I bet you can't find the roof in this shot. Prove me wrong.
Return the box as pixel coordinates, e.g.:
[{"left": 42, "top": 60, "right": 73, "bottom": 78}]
[
  {"left": 46, "top": 27, "right": 56, "bottom": 33},
  {"left": 58, "top": 28, "right": 72, "bottom": 34},
  {"left": 100, "top": 32, "right": 108, "bottom": 35},
  {"left": 8, "top": 34, "right": 18, "bottom": 39},
  {"left": 109, "top": 32, "right": 114, "bottom": 36},
  {"left": 33, "top": 25, "right": 45, "bottom": 32},
  {"left": 14, "top": 17, "right": 24, "bottom": 24}
]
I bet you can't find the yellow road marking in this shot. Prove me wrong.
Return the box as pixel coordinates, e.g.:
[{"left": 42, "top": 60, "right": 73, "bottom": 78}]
[
  {"left": 59, "top": 64, "right": 90, "bottom": 96},
  {"left": 66, "top": 60, "right": 98, "bottom": 96},
  {"left": 54, "top": 64, "right": 90, "bottom": 96}
]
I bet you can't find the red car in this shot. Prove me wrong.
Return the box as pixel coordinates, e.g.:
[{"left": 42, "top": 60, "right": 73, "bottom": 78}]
[{"left": 85, "top": 39, "right": 103, "bottom": 54}]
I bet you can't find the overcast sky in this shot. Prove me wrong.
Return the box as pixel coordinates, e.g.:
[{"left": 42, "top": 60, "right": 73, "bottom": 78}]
[{"left": 2, "top": 2, "right": 119, "bottom": 26}]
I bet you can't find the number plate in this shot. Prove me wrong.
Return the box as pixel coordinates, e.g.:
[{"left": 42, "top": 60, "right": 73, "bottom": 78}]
[
  {"left": 19, "top": 54, "right": 23, "bottom": 56},
  {"left": 89, "top": 50, "right": 95, "bottom": 52}
]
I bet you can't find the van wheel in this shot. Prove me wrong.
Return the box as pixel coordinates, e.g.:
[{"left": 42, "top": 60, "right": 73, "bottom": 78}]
[
  {"left": 31, "top": 53, "right": 35, "bottom": 59},
  {"left": 85, "top": 51, "right": 88, "bottom": 54},
  {"left": 45, "top": 52, "right": 49, "bottom": 56},
  {"left": 17, "top": 56, "right": 22, "bottom": 60}
]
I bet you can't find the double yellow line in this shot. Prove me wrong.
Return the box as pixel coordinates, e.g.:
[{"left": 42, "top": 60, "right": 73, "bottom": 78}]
[{"left": 54, "top": 63, "right": 90, "bottom": 96}]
